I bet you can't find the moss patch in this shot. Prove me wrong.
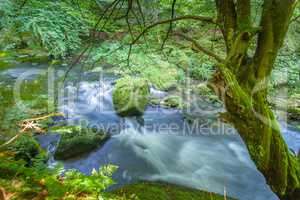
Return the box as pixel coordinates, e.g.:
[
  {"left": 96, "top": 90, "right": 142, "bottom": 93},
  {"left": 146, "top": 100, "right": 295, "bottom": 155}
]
[
  {"left": 54, "top": 126, "right": 109, "bottom": 160},
  {"left": 113, "top": 76, "right": 150, "bottom": 116},
  {"left": 142, "top": 66, "right": 179, "bottom": 91},
  {"left": 161, "top": 95, "right": 185, "bottom": 109},
  {"left": 288, "top": 107, "right": 300, "bottom": 121},
  {"left": 112, "top": 182, "right": 235, "bottom": 200}
]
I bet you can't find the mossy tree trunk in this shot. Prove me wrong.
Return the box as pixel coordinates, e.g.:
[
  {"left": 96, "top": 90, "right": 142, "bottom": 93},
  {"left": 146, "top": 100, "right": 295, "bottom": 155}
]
[{"left": 211, "top": 0, "right": 300, "bottom": 199}]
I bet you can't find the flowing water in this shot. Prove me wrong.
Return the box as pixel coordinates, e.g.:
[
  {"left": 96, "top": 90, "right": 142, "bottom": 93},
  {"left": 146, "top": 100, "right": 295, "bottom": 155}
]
[{"left": 2, "top": 64, "right": 300, "bottom": 200}]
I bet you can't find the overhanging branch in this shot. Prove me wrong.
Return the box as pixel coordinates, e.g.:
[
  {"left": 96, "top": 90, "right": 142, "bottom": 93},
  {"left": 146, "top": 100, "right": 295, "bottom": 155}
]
[{"left": 174, "top": 32, "right": 224, "bottom": 63}]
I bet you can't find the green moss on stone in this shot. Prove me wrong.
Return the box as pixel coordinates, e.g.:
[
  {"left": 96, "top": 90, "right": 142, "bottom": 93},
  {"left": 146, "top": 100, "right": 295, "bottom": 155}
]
[
  {"left": 142, "top": 67, "right": 179, "bottom": 91},
  {"left": 54, "top": 126, "right": 109, "bottom": 160},
  {"left": 0, "top": 61, "right": 13, "bottom": 70},
  {"left": 113, "top": 76, "right": 150, "bottom": 116},
  {"left": 288, "top": 107, "right": 300, "bottom": 121},
  {"left": 112, "top": 182, "right": 235, "bottom": 200},
  {"left": 161, "top": 95, "right": 185, "bottom": 109},
  {"left": 16, "top": 54, "right": 49, "bottom": 63}
]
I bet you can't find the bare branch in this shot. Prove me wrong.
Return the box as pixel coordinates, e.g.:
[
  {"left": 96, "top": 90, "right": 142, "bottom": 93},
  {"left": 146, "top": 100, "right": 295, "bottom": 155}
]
[{"left": 174, "top": 32, "right": 224, "bottom": 63}]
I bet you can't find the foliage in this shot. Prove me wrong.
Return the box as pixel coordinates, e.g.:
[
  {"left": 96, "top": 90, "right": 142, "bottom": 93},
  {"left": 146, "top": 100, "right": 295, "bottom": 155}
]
[
  {"left": 7, "top": 134, "right": 42, "bottom": 164},
  {"left": 64, "top": 165, "right": 118, "bottom": 196},
  {"left": 0, "top": 155, "right": 119, "bottom": 200},
  {"left": 0, "top": 0, "right": 91, "bottom": 57},
  {"left": 0, "top": 74, "right": 50, "bottom": 138},
  {"left": 270, "top": 51, "right": 300, "bottom": 95}
]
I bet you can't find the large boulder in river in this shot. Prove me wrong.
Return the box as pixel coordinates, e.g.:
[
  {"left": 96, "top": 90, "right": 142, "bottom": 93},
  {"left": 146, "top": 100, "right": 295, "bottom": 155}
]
[
  {"left": 54, "top": 126, "right": 109, "bottom": 160},
  {"left": 113, "top": 76, "right": 150, "bottom": 116}
]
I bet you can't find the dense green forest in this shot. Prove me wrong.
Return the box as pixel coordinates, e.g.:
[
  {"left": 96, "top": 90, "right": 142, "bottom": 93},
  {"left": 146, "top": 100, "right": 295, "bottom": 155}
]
[{"left": 0, "top": 0, "right": 300, "bottom": 199}]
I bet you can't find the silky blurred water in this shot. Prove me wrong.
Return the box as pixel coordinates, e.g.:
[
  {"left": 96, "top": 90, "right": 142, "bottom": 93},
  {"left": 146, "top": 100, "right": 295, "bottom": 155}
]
[{"left": 3, "top": 64, "right": 300, "bottom": 200}]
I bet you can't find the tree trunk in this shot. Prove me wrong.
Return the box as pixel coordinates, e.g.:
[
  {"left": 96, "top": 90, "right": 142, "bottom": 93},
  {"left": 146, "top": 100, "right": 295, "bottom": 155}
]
[
  {"left": 210, "top": 0, "right": 300, "bottom": 199},
  {"left": 210, "top": 64, "right": 300, "bottom": 200}
]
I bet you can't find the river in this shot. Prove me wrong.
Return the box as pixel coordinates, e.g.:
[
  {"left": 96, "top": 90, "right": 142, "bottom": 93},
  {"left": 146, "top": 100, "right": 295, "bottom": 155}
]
[{"left": 1, "top": 63, "right": 300, "bottom": 200}]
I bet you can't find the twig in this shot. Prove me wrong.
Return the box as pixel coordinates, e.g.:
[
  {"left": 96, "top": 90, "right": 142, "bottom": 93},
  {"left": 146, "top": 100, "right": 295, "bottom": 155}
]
[{"left": 0, "top": 113, "right": 64, "bottom": 151}]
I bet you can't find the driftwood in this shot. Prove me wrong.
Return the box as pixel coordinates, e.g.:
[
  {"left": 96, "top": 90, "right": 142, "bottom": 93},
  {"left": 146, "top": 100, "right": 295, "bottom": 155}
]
[
  {"left": 0, "top": 188, "right": 15, "bottom": 200},
  {"left": 0, "top": 112, "right": 64, "bottom": 151}
]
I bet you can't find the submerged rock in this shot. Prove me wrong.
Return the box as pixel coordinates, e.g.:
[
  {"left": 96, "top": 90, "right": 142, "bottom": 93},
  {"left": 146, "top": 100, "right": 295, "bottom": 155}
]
[
  {"left": 288, "top": 107, "right": 300, "bottom": 121},
  {"left": 113, "top": 76, "right": 150, "bottom": 116},
  {"left": 54, "top": 126, "right": 109, "bottom": 160}
]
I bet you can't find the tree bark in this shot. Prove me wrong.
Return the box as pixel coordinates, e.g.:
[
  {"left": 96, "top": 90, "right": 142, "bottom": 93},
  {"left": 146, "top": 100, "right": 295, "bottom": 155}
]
[
  {"left": 211, "top": 64, "right": 300, "bottom": 199},
  {"left": 211, "top": 0, "right": 300, "bottom": 199}
]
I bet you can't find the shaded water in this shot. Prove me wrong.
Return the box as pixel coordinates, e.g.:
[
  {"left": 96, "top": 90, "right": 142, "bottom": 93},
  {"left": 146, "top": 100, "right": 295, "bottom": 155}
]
[{"left": 2, "top": 64, "right": 300, "bottom": 200}]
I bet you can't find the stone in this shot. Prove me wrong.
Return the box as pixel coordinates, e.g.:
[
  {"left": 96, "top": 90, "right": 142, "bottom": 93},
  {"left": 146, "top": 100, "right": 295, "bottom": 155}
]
[
  {"left": 54, "top": 126, "right": 109, "bottom": 160},
  {"left": 113, "top": 76, "right": 150, "bottom": 116}
]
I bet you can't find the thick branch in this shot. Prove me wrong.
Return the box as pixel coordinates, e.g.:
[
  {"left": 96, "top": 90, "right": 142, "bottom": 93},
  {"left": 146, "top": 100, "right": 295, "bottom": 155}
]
[
  {"left": 236, "top": 0, "right": 251, "bottom": 30},
  {"left": 215, "top": 0, "right": 237, "bottom": 50},
  {"left": 174, "top": 32, "right": 224, "bottom": 63},
  {"left": 254, "top": 0, "right": 297, "bottom": 79}
]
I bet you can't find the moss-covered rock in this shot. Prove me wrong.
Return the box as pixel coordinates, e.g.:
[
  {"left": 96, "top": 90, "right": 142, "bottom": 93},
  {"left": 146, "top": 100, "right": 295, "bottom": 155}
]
[
  {"left": 142, "top": 66, "right": 179, "bottom": 91},
  {"left": 288, "top": 107, "right": 300, "bottom": 121},
  {"left": 54, "top": 126, "right": 109, "bottom": 160},
  {"left": 16, "top": 54, "right": 49, "bottom": 63},
  {"left": 0, "top": 51, "right": 9, "bottom": 58},
  {"left": 112, "top": 182, "right": 235, "bottom": 200},
  {"left": 0, "top": 51, "right": 16, "bottom": 70},
  {"left": 8, "top": 134, "right": 42, "bottom": 164},
  {"left": 0, "top": 60, "right": 13, "bottom": 70},
  {"left": 113, "top": 76, "right": 150, "bottom": 116},
  {"left": 161, "top": 95, "right": 185, "bottom": 109}
]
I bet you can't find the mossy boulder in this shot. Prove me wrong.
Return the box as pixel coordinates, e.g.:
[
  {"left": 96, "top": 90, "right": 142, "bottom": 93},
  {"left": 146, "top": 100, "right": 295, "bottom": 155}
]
[
  {"left": 8, "top": 134, "right": 42, "bottom": 164},
  {"left": 0, "top": 51, "right": 16, "bottom": 70},
  {"left": 142, "top": 66, "right": 179, "bottom": 91},
  {"left": 161, "top": 95, "right": 185, "bottom": 109},
  {"left": 113, "top": 76, "right": 150, "bottom": 116},
  {"left": 54, "top": 126, "right": 109, "bottom": 160},
  {"left": 0, "top": 51, "right": 9, "bottom": 58},
  {"left": 288, "top": 107, "right": 300, "bottom": 121},
  {"left": 16, "top": 54, "right": 49, "bottom": 63},
  {"left": 0, "top": 60, "right": 13, "bottom": 70}
]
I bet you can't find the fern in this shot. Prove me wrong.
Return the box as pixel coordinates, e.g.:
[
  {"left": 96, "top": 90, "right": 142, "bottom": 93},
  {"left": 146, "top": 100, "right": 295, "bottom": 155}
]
[{"left": 1, "top": 0, "right": 91, "bottom": 57}]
